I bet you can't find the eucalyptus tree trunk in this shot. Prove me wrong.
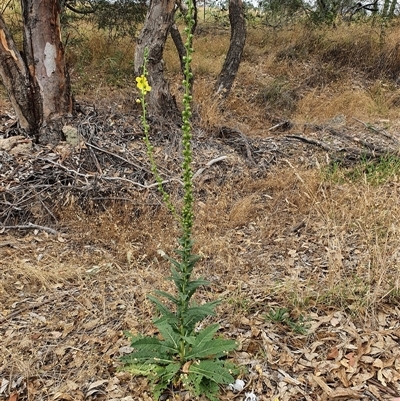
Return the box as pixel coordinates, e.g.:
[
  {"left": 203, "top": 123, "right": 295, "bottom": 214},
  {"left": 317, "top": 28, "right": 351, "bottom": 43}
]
[
  {"left": 388, "top": 0, "right": 397, "bottom": 17},
  {"left": 215, "top": 0, "right": 246, "bottom": 98},
  {"left": 0, "top": 0, "right": 72, "bottom": 145},
  {"left": 134, "top": 0, "right": 180, "bottom": 120},
  {"left": 170, "top": 24, "right": 194, "bottom": 93},
  {"left": 382, "top": 0, "right": 391, "bottom": 16}
]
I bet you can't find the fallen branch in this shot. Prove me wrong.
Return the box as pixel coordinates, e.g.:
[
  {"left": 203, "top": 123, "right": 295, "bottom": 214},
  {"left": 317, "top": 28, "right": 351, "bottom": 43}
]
[
  {"left": 85, "top": 142, "right": 152, "bottom": 174},
  {"left": 352, "top": 117, "right": 400, "bottom": 144},
  {"left": 43, "top": 159, "right": 183, "bottom": 189},
  {"left": 1, "top": 222, "right": 60, "bottom": 235},
  {"left": 192, "top": 156, "right": 228, "bottom": 180},
  {"left": 285, "top": 134, "right": 334, "bottom": 152}
]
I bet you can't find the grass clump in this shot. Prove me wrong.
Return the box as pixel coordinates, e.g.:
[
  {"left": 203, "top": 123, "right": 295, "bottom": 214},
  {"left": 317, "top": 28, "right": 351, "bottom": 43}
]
[
  {"left": 265, "top": 307, "right": 310, "bottom": 335},
  {"left": 325, "top": 155, "right": 400, "bottom": 185},
  {"left": 256, "top": 78, "right": 299, "bottom": 116}
]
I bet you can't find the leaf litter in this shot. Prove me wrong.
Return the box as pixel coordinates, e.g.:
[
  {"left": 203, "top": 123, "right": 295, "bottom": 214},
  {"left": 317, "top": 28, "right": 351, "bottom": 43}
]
[{"left": 1, "top": 104, "right": 400, "bottom": 400}]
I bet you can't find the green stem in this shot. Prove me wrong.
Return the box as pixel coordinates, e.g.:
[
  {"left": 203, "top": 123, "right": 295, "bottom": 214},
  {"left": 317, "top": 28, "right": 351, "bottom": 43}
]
[{"left": 177, "top": 0, "right": 196, "bottom": 358}]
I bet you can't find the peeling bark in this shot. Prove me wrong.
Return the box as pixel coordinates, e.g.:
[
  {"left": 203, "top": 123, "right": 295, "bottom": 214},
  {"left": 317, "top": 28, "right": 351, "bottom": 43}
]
[
  {"left": 0, "top": 0, "right": 72, "bottom": 145},
  {"left": 134, "top": 0, "right": 180, "bottom": 121},
  {"left": 0, "top": 14, "right": 41, "bottom": 136}
]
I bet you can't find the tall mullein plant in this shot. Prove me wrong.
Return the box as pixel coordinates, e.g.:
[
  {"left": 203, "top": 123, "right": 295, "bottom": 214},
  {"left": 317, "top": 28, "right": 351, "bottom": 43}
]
[{"left": 121, "top": 2, "right": 239, "bottom": 400}]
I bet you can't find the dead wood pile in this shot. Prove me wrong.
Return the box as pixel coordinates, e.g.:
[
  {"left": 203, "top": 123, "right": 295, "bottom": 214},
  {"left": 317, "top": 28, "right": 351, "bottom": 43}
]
[{"left": 1, "top": 109, "right": 399, "bottom": 234}]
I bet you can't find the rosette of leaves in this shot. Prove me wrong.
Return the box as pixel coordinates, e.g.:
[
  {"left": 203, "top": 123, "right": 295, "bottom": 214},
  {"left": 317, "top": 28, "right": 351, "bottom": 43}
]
[
  {"left": 122, "top": 241, "right": 239, "bottom": 400},
  {"left": 122, "top": 313, "right": 239, "bottom": 400}
]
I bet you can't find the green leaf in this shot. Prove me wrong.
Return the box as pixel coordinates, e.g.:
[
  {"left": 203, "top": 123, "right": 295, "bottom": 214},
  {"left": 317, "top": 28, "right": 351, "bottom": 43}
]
[
  {"left": 188, "top": 359, "right": 236, "bottom": 385},
  {"left": 122, "top": 362, "right": 159, "bottom": 376},
  {"left": 148, "top": 295, "right": 178, "bottom": 323},
  {"left": 195, "top": 378, "right": 220, "bottom": 401},
  {"left": 192, "top": 324, "right": 220, "bottom": 348},
  {"left": 186, "top": 278, "right": 210, "bottom": 298},
  {"left": 183, "top": 301, "right": 220, "bottom": 332},
  {"left": 154, "top": 290, "right": 179, "bottom": 305},
  {"left": 154, "top": 320, "right": 181, "bottom": 350},
  {"left": 169, "top": 266, "right": 184, "bottom": 290},
  {"left": 186, "top": 337, "right": 237, "bottom": 360},
  {"left": 121, "top": 337, "right": 176, "bottom": 364},
  {"left": 152, "top": 362, "right": 181, "bottom": 399},
  {"left": 182, "top": 371, "right": 221, "bottom": 401},
  {"left": 165, "top": 255, "right": 184, "bottom": 271}
]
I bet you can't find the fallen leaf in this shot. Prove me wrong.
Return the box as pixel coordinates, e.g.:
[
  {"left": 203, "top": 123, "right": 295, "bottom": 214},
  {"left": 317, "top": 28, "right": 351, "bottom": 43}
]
[
  {"left": 327, "top": 347, "right": 339, "bottom": 360},
  {"left": 8, "top": 392, "right": 18, "bottom": 401}
]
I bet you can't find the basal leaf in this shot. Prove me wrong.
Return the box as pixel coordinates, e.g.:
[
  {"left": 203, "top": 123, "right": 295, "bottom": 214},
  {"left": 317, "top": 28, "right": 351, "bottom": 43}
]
[
  {"left": 152, "top": 362, "right": 181, "bottom": 399},
  {"left": 186, "top": 337, "right": 237, "bottom": 359},
  {"left": 121, "top": 337, "right": 176, "bottom": 363},
  {"left": 154, "top": 320, "right": 181, "bottom": 350},
  {"left": 188, "top": 359, "right": 236, "bottom": 384},
  {"left": 122, "top": 362, "right": 158, "bottom": 376},
  {"left": 195, "top": 377, "right": 219, "bottom": 401}
]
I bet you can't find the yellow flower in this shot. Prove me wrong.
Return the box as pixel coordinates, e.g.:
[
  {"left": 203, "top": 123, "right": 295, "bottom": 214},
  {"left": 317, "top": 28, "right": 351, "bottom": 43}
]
[{"left": 136, "top": 75, "right": 151, "bottom": 94}]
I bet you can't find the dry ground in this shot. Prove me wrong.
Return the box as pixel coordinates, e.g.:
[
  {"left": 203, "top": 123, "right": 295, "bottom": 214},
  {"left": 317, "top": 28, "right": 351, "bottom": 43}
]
[{"left": 1, "top": 21, "right": 400, "bottom": 401}]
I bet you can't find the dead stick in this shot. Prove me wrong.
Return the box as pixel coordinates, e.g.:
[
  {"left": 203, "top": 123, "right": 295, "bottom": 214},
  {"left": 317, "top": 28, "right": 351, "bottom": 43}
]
[
  {"left": 43, "top": 159, "right": 182, "bottom": 189},
  {"left": 0, "top": 296, "right": 57, "bottom": 324},
  {"left": 285, "top": 134, "right": 334, "bottom": 152},
  {"left": 193, "top": 156, "right": 228, "bottom": 180},
  {"left": 1, "top": 223, "right": 59, "bottom": 235},
  {"left": 352, "top": 117, "right": 400, "bottom": 143},
  {"left": 85, "top": 142, "right": 151, "bottom": 174}
]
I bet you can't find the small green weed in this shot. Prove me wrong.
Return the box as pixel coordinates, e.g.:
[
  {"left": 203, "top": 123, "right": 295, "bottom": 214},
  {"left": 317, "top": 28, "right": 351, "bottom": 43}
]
[
  {"left": 265, "top": 307, "right": 289, "bottom": 323},
  {"left": 356, "top": 155, "right": 400, "bottom": 185},
  {"left": 265, "top": 307, "right": 310, "bottom": 335},
  {"left": 325, "top": 155, "right": 400, "bottom": 185}
]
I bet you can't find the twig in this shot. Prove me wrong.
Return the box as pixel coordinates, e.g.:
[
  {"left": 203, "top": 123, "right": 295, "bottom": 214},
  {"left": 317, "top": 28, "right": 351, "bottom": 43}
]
[
  {"left": 88, "top": 145, "right": 103, "bottom": 175},
  {"left": 327, "top": 127, "right": 392, "bottom": 154},
  {"left": 367, "top": 378, "right": 398, "bottom": 397},
  {"left": 102, "top": 175, "right": 183, "bottom": 188},
  {"left": 352, "top": 117, "right": 400, "bottom": 144},
  {"left": 268, "top": 120, "right": 292, "bottom": 132},
  {"left": 285, "top": 134, "right": 334, "bottom": 152},
  {"left": 39, "top": 198, "right": 58, "bottom": 222},
  {"left": 364, "top": 390, "right": 381, "bottom": 401},
  {"left": 192, "top": 156, "right": 228, "bottom": 180},
  {"left": 43, "top": 159, "right": 182, "bottom": 188},
  {"left": 1, "top": 223, "right": 60, "bottom": 235},
  {"left": 0, "top": 296, "right": 58, "bottom": 324},
  {"left": 85, "top": 142, "right": 151, "bottom": 174}
]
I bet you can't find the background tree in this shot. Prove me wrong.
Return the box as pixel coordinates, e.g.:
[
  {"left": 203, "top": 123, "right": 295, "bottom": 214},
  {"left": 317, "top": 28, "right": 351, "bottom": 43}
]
[
  {"left": 382, "top": 0, "right": 398, "bottom": 18},
  {"left": 135, "top": 0, "right": 247, "bottom": 119},
  {"left": 0, "top": 0, "right": 72, "bottom": 145},
  {"left": 260, "top": 0, "right": 305, "bottom": 26},
  {"left": 215, "top": 0, "right": 246, "bottom": 97},
  {"left": 134, "top": 0, "right": 180, "bottom": 120}
]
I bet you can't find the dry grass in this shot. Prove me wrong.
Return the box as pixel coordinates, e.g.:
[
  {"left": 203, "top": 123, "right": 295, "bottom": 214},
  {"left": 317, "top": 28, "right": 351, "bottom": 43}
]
[
  {"left": 60, "top": 20, "right": 400, "bottom": 129},
  {"left": 2, "top": 16, "right": 400, "bottom": 400},
  {"left": 2, "top": 163, "right": 400, "bottom": 320}
]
